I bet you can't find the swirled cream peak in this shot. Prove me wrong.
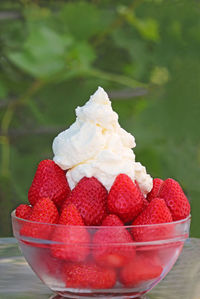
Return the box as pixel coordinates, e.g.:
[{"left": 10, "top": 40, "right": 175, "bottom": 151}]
[{"left": 52, "top": 86, "right": 152, "bottom": 194}]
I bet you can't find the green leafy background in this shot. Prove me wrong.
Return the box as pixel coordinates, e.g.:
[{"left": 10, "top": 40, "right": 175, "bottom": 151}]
[{"left": 0, "top": 0, "right": 199, "bottom": 237}]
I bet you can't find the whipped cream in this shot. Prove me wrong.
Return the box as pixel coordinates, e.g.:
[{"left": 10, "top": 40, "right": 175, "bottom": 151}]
[{"left": 52, "top": 86, "right": 152, "bottom": 195}]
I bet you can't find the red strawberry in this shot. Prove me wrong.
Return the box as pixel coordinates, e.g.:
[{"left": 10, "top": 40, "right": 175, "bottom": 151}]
[
  {"left": 120, "top": 254, "right": 163, "bottom": 287},
  {"left": 132, "top": 198, "right": 173, "bottom": 241},
  {"left": 63, "top": 263, "right": 116, "bottom": 289},
  {"left": 28, "top": 248, "right": 64, "bottom": 280},
  {"left": 58, "top": 203, "right": 84, "bottom": 225},
  {"left": 51, "top": 204, "right": 90, "bottom": 262},
  {"left": 20, "top": 197, "right": 59, "bottom": 242},
  {"left": 147, "top": 178, "right": 163, "bottom": 202},
  {"left": 16, "top": 204, "right": 32, "bottom": 220},
  {"left": 28, "top": 160, "right": 70, "bottom": 207},
  {"left": 63, "top": 177, "right": 107, "bottom": 226},
  {"left": 39, "top": 252, "right": 63, "bottom": 278},
  {"left": 158, "top": 178, "right": 190, "bottom": 221},
  {"left": 107, "top": 174, "right": 144, "bottom": 223},
  {"left": 101, "top": 214, "right": 123, "bottom": 226},
  {"left": 142, "top": 197, "right": 149, "bottom": 209},
  {"left": 93, "top": 214, "right": 135, "bottom": 268},
  {"left": 135, "top": 180, "right": 149, "bottom": 209},
  {"left": 28, "top": 197, "right": 59, "bottom": 224},
  {"left": 136, "top": 247, "right": 162, "bottom": 266}
]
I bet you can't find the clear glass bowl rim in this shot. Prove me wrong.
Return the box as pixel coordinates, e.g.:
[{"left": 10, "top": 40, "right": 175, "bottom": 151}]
[
  {"left": 11, "top": 210, "right": 191, "bottom": 229},
  {"left": 12, "top": 210, "right": 191, "bottom": 246}
]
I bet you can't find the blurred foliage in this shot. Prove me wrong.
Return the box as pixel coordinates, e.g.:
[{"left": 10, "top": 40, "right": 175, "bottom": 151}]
[{"left": 0, "top": 0, "right": 200, "bottom": 237}]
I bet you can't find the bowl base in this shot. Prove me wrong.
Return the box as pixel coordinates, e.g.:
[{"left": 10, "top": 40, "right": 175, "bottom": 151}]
[{"left": 53, "top": 289, "right": 148, "bottom": 298}]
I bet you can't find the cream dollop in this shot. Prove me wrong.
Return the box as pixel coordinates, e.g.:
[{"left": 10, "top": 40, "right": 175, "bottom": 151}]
[{"left": 52, "top": 86, "right": 152, "bottom": 194}]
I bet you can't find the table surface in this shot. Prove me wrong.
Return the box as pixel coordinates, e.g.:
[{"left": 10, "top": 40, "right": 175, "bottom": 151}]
[{"left": 0, "top": 238, "right": 200, "bottom": 299}]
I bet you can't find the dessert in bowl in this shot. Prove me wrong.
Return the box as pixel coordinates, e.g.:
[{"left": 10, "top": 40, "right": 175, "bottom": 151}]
[
  {"left": 12, "top": 212, "right": 190, "bottom": 298},
  {"left": 12, "top": 87, "right": 191, "bottom": 298}
]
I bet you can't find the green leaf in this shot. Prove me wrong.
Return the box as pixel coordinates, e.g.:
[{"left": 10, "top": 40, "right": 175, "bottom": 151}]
[
  {"left": 120, "top": 7, "right": 160, "bottom": 42},
  {"left": 7, "top": 26, "right": 73, "bottom": 78},
  {"left": 44, "top": 42, "right": 96, "bottom": 83},
  {"left": 8, "top": 51, "right": 63, "bottom": 78},
  {"left": 25, "top": 26, "right": 71, "bottom": 56},
  {"left": 60, "top": 1, "right": 104, "bottom": 40},
  {"left": 112, "top": 29, "right": 150, "bottom": 79},
  {"left": 134, "top": 18, "right": 160, "bottom": 42},
  {"left": 150, "top": 66, "right": 169, "bottom": 85},
  {"left": 68, "top": 42, "right": 96, "bottom": 69}
]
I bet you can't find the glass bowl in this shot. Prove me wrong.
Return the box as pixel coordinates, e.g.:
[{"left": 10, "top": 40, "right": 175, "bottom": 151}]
[{"left": 11, "top": 211, "right": 190, "bottom": 298}]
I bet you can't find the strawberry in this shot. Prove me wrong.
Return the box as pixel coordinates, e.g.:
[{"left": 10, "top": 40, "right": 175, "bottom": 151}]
[
  {"left": 158, "top": 178, "right": 190, "bottom": 221},
  {"left": 29, "top": 248, "right": 64, "bottom": 280},
  {"left": 39, "top": 252, "right": 63, "bottom": 278},
  {"left": 93, "top": 214, "right": 135, "bottom": 268},
  {"left": 20, "top": 197, "right": 59, "bottom": 243},
  {"left": 107, "top": 174, "right": 144, "bottom": 223},
  {"left": 63, "top": 177, "right": 107, "bottom": 226},
  {"left": 101, "top": 214, "right": 123, "bottom": 226},
  {"left": 63, "top": 263, "right": 116, "bottom": 289},
  {"left": 51, "top": 204, "right": 90, "bottom": 262},
  {"left": 120, "top": 254, "right": 163, "bottom": 287},
  {"left": 142, "top": 197, "right": 149, "bottom": 209},
  {"left": 27, "top": 197, "right": 59, "bottom": 224},
  {"left": 58, "top": 203, "right": 83, "bottom": 225},
  {"left": 147, "top": 178, "right": 163, "bottom": 202},
  {"left": 132, "top": 198, "right": 173, "bottom": 241},
  {"left": 135, "top": 180, "right": 149, "bottom": 209},
  {"left": 28, "top": 159, "right": 70, "bottom": 207},
  {"left": 16, "top": 204, "right": 32, "bottom": 220},
  {"left": 136, "top": 246, "right": 162, "bottom": 266}
]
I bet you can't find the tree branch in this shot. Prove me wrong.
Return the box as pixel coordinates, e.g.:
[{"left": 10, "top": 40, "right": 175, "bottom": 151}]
[
  {"left": 1, "top": 126, "right": 64, "bottom": 138},
  {"left": 0, "top": 11, "right": 21, "bottom": 20},
  {"left": 110, "top": 87, "right": 148, "bottom": 99}
]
